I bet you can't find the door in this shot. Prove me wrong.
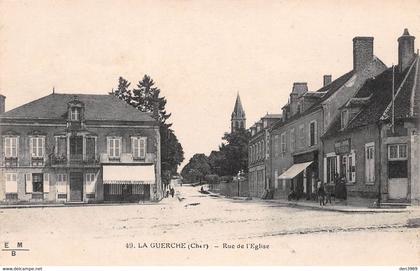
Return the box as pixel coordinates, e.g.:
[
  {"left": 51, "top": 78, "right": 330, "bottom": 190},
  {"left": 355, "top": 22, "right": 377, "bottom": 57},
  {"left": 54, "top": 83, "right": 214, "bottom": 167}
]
[{"left": 70, "top": 172, "right": 83, "bottom": 202}]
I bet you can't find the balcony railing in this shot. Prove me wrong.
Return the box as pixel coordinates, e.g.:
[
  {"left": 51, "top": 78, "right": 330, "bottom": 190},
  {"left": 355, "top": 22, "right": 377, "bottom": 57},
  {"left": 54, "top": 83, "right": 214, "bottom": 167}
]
[
  {"left": 50, "top": 154, "right": 99, "bottom": 165},
  {"left": 4, "top": 157, "right": 18, "bottom": 167}
]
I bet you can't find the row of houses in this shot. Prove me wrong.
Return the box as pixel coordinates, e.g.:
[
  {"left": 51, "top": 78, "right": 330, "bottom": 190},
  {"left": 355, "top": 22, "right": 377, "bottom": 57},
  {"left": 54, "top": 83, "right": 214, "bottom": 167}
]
[
  {"left": 0, "top": 93, "right": 163, "bottom": 203},
  {"left": 248, "top": 29, "right": 420, "bottom": 204}
]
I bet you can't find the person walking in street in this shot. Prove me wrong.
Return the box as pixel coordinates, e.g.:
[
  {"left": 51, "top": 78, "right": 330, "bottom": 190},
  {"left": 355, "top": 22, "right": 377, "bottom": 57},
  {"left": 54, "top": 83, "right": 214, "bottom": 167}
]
[
  {"left": 170, "top": 187, "right": 175, "bottom": 198},
  {"left": 317, "top": 179, "right": 326, "bottom": 206}
]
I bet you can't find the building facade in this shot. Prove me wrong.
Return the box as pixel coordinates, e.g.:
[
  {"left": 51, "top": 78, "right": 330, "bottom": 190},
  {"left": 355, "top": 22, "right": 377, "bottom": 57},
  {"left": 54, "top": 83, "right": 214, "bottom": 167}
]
[
  {"left": 322, "top": 29, "right": 420, "bottom": 204},
  {"left": 0, "top": 93, "right": 162, "bottom": 204},
  {"left": 248, "top": 114, "right": 281, "bottom": 197},
  {"left": 268, "top": 35, "right": 387, "bottom": 200}
]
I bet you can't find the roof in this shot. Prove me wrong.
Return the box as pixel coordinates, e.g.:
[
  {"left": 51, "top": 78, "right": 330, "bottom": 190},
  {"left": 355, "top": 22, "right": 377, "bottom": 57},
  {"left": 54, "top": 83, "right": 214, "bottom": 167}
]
[
  {"left": 262, "top": 113, "right": 282, "bottom": 119},
  {"left": 231, "top": 93, "right": 246, "bottom": 119},
  {"left": 323, "top": 55, "right": 419, "bottom": 138},
  {"left": 272, "top": 70, "right": 355, "bottom": 130},
  {"left": 0, "top": 93, "right": 156, "bottom": 122}
]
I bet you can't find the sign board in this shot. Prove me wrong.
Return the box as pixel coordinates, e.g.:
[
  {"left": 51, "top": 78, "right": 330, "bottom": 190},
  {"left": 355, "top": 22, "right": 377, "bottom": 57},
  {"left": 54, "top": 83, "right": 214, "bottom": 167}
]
[{"left": 334, "top": 138, "right": 351, "bottom": 155}]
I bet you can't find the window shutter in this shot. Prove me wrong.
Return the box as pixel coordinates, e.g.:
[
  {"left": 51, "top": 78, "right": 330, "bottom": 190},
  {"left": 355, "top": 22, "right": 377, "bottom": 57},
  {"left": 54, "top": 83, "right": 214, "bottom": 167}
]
[
  {"left": 44, "top": 173, "right": 50, "bottom": 193},
  {"left": 351, "top": 151, "right": 356, "bottom": 182},
  {"left": 25, "top": 173, "right": 32, "bottom": 193},
  {"left": 274, "top": 170, "right": 278, "bottom": 189},
  {"left": 314, "top": 122, "right": 318, "bottom": 145},
  {"left": 323, "top": 157, "right": 327, "bottom": 183}
]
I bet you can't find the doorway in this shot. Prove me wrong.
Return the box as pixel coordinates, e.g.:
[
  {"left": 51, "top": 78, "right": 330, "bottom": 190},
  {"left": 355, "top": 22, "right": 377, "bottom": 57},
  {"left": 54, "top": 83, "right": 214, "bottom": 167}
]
[{"left": 70, "top": 172, "right": 83, "bottom": 202}]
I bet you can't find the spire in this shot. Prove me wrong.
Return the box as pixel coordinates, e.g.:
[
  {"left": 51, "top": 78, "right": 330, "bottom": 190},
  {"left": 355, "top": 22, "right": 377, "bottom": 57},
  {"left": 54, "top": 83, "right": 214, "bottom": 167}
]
[{"left": 232, "top": 93, "right": 245, "bottom": 119}]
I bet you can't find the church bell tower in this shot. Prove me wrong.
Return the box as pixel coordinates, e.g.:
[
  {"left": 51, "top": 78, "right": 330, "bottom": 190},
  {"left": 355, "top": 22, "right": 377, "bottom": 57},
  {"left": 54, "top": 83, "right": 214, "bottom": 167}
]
[{"left": 231, "top": 93, "right": 246, "bottom": 133}]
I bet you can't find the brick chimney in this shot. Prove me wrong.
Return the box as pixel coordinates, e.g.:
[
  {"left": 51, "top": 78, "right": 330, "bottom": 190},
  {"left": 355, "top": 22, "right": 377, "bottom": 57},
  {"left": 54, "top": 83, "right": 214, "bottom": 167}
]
[
  {"left": 353, "top": 37, "right": 374, "bottom": 72},
  {"left": 323, "top": 75, "right": 332, "bottom": 86},
  {"left": 398, "top": 28, "right": 415, "bottom": 72},
  {"left": 0, "top": 94, "right": 5, "bottom": 114}
]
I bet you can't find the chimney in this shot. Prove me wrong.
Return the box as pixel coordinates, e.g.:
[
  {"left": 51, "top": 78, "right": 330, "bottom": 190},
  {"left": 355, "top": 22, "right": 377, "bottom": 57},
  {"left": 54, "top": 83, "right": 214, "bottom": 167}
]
[
  {"left": 353, "top": 37, "right": 374, "bottom": 72},
  {"left": 398, "top": 28, "right": 415, "bottom": 72},
  {"left": 0, "top": 94, "right": 5, "bottom": 114},
  {"left": 323, "top": 75, "right": 332, "bottom": 86},
  {"left": 291, "top": 82, "right": 308, "bottom": 96}
]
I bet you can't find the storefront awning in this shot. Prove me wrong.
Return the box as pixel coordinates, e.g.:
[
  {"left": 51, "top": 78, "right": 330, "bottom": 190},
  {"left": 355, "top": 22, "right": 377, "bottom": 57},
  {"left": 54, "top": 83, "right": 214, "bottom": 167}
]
[
  {"left": 278, "top": 161, "right": 313, "bottom": 179},
  {"left": 103, "top": 165, "right": 155, "bottom": 184}
]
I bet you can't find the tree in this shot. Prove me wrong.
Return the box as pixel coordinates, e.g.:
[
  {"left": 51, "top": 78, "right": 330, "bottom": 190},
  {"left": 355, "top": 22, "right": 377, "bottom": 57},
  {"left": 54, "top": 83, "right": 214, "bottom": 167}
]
[
  {"left": 113, "top": 77, "right": 132, "bottom": 103},
  {"left": 218, "top": 128, "right": 250, "bottom": 176},
  {"left": 112, "top": 75, "right": 184, "bottom": 185},
  {"left": 180, "top": 154, "right": 211, "bottom": 184}
]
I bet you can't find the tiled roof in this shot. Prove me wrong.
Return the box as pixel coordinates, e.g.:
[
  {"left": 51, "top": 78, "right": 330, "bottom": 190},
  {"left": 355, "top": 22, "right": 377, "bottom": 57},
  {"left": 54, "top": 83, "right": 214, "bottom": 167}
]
[
  {"left": 271, "top": 70, "right": 354, "bottom": 130},
  {"left": 323, "top": 55, "right": 419, "bottom": 138},
  {"left": 0, "top": 93, "right": 156, "bottom": 122}
]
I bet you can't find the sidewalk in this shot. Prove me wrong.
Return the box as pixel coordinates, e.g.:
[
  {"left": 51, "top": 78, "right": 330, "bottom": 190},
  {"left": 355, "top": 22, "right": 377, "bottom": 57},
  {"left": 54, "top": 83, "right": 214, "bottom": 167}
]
[
  {"left": 208, "top": 190, "right": 414, "bottom": 213},
  {"left": 0, "top": 201, "right": 163, "bottom": 209}
]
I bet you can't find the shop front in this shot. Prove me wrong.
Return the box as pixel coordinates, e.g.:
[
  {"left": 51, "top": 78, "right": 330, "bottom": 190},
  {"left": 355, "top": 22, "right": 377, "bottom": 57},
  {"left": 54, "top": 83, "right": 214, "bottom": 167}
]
[{"left": 102, "top": 164, "right": 155, "bottom": 202}]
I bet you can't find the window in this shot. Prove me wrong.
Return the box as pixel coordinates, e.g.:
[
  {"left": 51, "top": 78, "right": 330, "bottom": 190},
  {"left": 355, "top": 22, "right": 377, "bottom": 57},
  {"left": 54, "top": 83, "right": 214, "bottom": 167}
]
[
  {"left": 86, "top": 137, "right": 96, "bottom": 160},
  {"left": 4, "top": 137, "right": 18, "bottom": 157},
  {"left": 388, "top": 144, "right": 408, "bottom": 178},
  {"left": 70, "top": 136, "right": 83, "bottom": 160},
  {"left": 30, "top": 137, "right": 45, "bottom": 157},
  {"left": 326, "top": 155, "right": 337, "bottom": 183},
  {"left": 32, "top": 173, "right": 44, "bottom": 193},
  {"left": 280, "top": 132, "right": 286, "bottom": 153},
  {"left": 86, "top": 173, "right": 96, "bottom": 194},
  {"left": 107, "top": 137, "right": 121, "bottom": 158},
  {"left": 341, "top": 110, "right": 349, "bottom": 129},
  {"left": 309, "top": 121, "right": 317, "bottom": 146},
  {"left": 274, "top": 170, "right": 279, "bottom": 189},
  {"left": 341, "top": 151, "right": 356, "bottom": 183},
  {"left": 56, "top": 174, "right": 67, "bottom": 195},
  {"left": 290, "top": 128, "right": 295, "bottom": 153},
  {"left": 132, "top": 137, "right": 147, "bottom": 159},
  {"left": 365, "top": 143, "right": 375, "bottom": 184},
  {"left": 70, "top": 107, "right": 81, "bottom": 121},
  {"left": 388, "top": 144, "right": 407, "bottom": 160},
  {"left": 274, "top": 135, "right": 279, "bottom": 157},
  {"left": 56, "top": 137, "right": 67, "bottom": 156},
  {"left": 5, "top": 173, "right": 18, "bottom": 193},
  {"left": 299, "top": 124, "right": 305, "bottom": 147}
]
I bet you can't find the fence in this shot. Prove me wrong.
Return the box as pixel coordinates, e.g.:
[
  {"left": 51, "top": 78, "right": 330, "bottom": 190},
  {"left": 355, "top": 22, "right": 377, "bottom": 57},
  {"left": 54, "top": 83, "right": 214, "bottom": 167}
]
[{"left": 209, "top": 180, "right": 249, "bottom": 197}]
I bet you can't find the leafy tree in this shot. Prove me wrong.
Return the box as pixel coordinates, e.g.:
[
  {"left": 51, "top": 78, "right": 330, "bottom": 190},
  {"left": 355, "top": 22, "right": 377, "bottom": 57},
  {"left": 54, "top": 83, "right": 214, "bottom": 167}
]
[
  {"left": 218, "top": 128, "right": 250, "bottom": 176},
  {"left": 112, "top": 75, "right": 184, "bottom": 186},
  {"left": 180, "top": 154, "right": 211, "bottom": 184}
]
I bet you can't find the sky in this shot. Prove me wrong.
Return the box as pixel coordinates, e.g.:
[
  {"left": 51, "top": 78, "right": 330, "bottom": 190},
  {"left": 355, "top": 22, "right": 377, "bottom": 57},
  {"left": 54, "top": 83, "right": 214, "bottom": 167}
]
[{"left": 0, "top": 0, "right": 419, "bottom": 170}]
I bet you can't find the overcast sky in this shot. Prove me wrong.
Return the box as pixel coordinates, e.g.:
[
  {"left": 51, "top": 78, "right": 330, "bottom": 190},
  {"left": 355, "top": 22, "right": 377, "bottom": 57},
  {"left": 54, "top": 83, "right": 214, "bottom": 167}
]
[{"left": 1, "top": 0, "right": 419, "bottom": 169}]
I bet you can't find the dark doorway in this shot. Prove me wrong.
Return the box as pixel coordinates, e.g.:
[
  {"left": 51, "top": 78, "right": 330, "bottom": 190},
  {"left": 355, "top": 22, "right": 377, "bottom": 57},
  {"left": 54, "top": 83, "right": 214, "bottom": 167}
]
[{"left": 70, "top": 172, "right": 83, "bottom": 202}]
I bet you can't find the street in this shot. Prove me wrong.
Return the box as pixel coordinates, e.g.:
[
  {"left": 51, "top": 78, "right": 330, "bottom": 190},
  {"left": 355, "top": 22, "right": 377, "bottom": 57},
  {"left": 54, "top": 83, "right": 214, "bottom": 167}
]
[{"left": 1, "top": 185, "right": 419, "bottom": 265}]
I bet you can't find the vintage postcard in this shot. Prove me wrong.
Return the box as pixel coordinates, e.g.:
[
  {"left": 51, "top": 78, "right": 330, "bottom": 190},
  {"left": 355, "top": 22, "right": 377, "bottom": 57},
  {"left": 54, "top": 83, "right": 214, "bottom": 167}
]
[{"left": 0, "top": 0, "right": 419, "bottom": 269}]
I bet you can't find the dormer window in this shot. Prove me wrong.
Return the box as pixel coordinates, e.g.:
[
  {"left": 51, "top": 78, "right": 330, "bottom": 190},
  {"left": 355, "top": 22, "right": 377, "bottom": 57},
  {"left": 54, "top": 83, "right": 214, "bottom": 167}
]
[
  {"left": 70, "top": 107, "right": 81, "bottom": 121},
  {"left": 341, "top": 110, "right": 349, "bottom": 129}
]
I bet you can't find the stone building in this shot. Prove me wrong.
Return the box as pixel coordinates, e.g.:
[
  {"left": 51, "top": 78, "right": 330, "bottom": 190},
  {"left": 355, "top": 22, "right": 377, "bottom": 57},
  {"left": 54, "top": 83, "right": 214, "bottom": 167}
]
[
  {"left": 322, "top": 29, "right": 420, "bottom": 204},
  {"left": 248, "top": 114, "right": 281, "bottom": 197},
  {"left": 0, "top": 93, "right": 162, "bottom": 203},
  {"left": 268, "top": 35, "right": 387, "bottom": 200},
  {"left": 231, "top": 93, "right": 246, "bottom": 133}
]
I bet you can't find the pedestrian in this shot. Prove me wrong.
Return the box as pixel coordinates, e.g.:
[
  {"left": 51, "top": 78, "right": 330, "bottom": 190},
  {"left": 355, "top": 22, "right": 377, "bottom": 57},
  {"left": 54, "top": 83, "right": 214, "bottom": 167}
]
[
  {"left": 170, "top": 187, "right": 175, "bottom": 198},
  {"left": 317, "top": 180, "right": 325, "bottom": 206}
]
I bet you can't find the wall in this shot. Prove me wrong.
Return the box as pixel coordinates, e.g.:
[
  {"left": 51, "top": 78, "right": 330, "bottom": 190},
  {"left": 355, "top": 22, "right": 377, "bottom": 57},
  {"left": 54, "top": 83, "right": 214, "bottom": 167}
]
[{"left": 209, "top": 180, "right": 250, "bottom": 198}]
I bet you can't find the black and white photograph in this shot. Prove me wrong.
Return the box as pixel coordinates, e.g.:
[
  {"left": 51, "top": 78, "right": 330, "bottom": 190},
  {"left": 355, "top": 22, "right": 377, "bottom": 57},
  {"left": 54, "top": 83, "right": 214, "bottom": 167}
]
[{"left": 0, "top": 0, "right": 419, "bottom": 269}]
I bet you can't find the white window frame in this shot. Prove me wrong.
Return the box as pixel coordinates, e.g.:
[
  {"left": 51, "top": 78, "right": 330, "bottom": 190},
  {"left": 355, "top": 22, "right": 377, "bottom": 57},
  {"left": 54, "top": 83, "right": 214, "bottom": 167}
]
[
  {"left": 70, "top": 107, "right": 80, "bottom": 121},
  {"left": 30, "top": 136, "right": 45, "bottom": 158},
  {"left": 280, "top": 132, "right": 286, "bottom": 154},
  {"left": 309, "top": 120, "right": 317, "bottom": 146},
  {"left": 131, "top": 137, "right": 147, "bottom": 159},
  {"left": 3, "top": 136, "right": 19, "bottom": 158},
  {"left": 365, "top": 142, "right": 375, "bottom": 184},
  {"left": 107, "top": 137, "right": 122, "bottom": 158},
  {"left": 290, "top": 128, "right": 295, "bottom": 153},
  {"left": 5, "top": 173, "right": 18, "bottom": 193},
  {"left": 341, "top": 150, "right": 356, "bottom": 183},
  {"left": 388, "top": 144, "right": 407, "bottom": 161}
]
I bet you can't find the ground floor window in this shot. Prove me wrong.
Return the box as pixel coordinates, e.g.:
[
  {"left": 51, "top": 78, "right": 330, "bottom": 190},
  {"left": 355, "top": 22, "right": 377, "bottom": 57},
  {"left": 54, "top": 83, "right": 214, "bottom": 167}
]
[
  {"left": 326, "top": 156, "right": 337, "bottom": 183},
  {"left": 32, "top": 173, "right": 43, "bottom": 192},
  {"left": 56, "top": 173, "right": 67, "bottom": 197},
  {"left": 5, "top": 173, "right": 18, "bottom": 194},
  {"left": 388, "top": 144, "right": 408, "bottom": 179},
  {"left": 340, "top": 151, "right": 356, "bottom": 183}
]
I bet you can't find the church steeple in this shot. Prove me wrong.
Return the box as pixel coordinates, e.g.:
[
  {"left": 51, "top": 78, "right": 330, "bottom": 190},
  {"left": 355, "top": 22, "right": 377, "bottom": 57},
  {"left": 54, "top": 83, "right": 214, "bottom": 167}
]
[{"left": 231, "top": 93, "right": 246, "bottom": 133}]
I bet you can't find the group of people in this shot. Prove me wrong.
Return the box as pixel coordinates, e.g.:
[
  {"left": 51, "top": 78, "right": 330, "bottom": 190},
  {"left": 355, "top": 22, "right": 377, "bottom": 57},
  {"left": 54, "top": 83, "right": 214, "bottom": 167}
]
[
  {"left": 316, "top": 174, "right": 347, "bottom": 206},
  {"left": 165, "top": 186, "right": 175, "bottom": 198}
]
